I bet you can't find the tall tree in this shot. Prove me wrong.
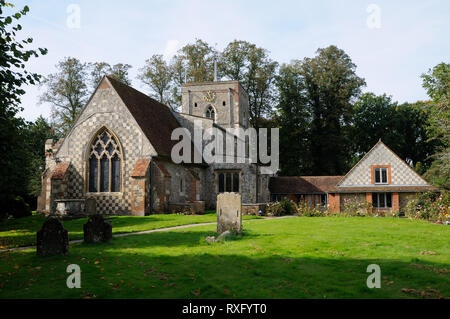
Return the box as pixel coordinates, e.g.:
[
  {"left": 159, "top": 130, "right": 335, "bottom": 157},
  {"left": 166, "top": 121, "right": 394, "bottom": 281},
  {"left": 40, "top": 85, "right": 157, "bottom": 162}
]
[
  {"left": 421, "top": 62, "right": 450, "bottom": 189},
  {"left": 221, "top": 40, "right": 278, "bottom": 128},
  {"left": 177, "top": 39, "right": 218, "bottom": 82},
  {"left": 275, "top": 62, "right": 312, "bottom": 175},
  {"left": 351, "top": 93, "right": 435, "bottom": 169},
  {"left": 165, "top": 39, "right": 218, "bottom": 108},
  {"left": 89, "top": 61, "right": 111, "bottom": 87},
  {"left": 110, "top": 63, "right": 132, "bottom": 85},
  {"left": 24, "top": 116, "right": 58, "bottom": 199},
  {"left": 90, "top": 61, "right": 132, "bottom": 87},
  {"left": 137, "top": 54, "right": 173, "bottom": 104},
  {"left": 300, "top": 45, "right": 365, "bottom": 175},
  {"left": 39, "top": 57, "right": 89, "bottom": 135},
  {"left": 0, "top": 1, "right": 47, "bottom": 218},
  {"left": 169, "top": 54, "right": 187, "bottom": 109}
]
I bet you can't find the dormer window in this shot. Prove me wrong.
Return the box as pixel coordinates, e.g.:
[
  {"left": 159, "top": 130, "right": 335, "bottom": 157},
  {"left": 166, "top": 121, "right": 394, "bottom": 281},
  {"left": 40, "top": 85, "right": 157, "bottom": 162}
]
[{"left": 373, "top": 166, "right": 389, "bottom": 184}]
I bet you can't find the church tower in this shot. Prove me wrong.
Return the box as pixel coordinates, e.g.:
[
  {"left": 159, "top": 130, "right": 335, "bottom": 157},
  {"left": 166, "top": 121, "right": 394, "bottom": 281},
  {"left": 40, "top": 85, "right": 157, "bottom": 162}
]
[{"left": 181, "top": 80, "right": 249, "bottom": 129}]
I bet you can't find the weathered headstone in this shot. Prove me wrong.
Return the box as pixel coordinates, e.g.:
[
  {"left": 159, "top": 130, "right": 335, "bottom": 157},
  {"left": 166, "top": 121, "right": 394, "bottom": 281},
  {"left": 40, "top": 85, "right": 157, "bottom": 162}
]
[
  {"left": 54, "top": 199, "right": 85, "bottom": 219},
  {"left": 216, "top": 192, "right": 242, "bottom": 234},
  {"left": 36, "top": 216, "right": 69, "bottom": 256},
  {"left": 85, "top": 198, "right": 96, "bottom": 215},
  {"left": 83, "top": 215, "right": 112, "bottom": 243}
]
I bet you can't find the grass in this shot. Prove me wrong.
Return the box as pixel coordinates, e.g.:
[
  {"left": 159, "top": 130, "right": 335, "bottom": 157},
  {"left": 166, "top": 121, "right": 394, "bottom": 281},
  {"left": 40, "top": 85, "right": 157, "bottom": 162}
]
[
  {"left": 0, "top": 212, "right": 261, "bottom": 249},
  {"left": 0, "top": 216, "right": 448, "bottom": 299}
]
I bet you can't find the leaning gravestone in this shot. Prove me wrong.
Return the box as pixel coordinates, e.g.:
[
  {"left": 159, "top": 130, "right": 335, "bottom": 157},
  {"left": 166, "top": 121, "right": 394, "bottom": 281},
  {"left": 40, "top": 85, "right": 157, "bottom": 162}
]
[
  {"left": 83, "top": 215, "right": 112, "bottom": 243},
  {"left": 36, "top": 216, "right": 69, "bottom": 256},
  {"left": 216, "top": 192, "right": 242, "bottom": 234}
]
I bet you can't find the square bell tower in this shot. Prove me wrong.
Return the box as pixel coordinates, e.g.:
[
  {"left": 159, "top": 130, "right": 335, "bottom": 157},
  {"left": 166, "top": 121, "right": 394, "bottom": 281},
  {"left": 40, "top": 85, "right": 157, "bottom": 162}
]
[{"left": 181, "top": 80, "right": 249, "bottom": 129}]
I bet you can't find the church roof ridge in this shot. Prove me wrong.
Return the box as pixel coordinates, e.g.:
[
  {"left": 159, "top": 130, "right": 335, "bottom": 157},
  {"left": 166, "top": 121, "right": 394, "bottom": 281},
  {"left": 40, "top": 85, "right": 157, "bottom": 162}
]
[{"left": 105, "top": 76, "right": 182, "bottom": 158}]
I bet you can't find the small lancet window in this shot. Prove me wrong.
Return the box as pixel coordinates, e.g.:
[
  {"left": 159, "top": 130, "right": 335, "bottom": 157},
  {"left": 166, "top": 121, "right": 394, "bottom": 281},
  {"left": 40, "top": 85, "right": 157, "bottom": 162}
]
[{"left": 206, "top": 106, "right": 215, "bottom": 121}]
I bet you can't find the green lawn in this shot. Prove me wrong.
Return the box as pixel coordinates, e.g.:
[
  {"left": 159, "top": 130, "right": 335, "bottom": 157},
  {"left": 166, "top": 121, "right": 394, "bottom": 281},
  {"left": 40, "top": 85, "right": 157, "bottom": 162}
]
[
  {"left": 0, "top": 217, "right": 448, "bottom": 299},
  {"left": 0, "top": 212, "right": 260, "bottom": 249}
]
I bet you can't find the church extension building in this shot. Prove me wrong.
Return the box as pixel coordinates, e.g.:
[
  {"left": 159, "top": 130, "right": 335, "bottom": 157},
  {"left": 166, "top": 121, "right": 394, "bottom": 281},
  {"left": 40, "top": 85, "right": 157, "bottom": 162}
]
[
  {"left": 269, "top": 140, "right": 439, "bottom": 214},
  {"left": 38, "top": 76, "right": 272, "bottom": 216}
]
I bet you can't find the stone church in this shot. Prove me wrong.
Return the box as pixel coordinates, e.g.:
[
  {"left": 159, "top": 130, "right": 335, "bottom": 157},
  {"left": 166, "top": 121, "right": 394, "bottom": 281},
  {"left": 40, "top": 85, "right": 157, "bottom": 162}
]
[{"left": 38, "top": 76, "right": 272, "bottom": 216}]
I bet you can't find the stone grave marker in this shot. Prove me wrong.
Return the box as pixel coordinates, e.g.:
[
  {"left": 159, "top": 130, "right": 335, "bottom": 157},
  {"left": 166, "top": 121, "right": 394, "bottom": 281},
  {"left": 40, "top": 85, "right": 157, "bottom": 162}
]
[
  {"left": 36, "top": 216, "right": 69, "bottom": 256},
  {"left": 216, "top": 192, "right": 242, "bottom": 234},
  {"left": 83, "top": 215, "right": 112, "bottom": 243},
  {"left": 85, "top": 198, "right": 97, "bottom": 215}
]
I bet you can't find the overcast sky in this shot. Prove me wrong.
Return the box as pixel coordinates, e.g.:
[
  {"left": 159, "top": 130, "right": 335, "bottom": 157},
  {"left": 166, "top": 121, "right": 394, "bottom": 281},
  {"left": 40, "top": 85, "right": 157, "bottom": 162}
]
[{"left": 9, "top": 0, "right": 450, "bottom": 121}]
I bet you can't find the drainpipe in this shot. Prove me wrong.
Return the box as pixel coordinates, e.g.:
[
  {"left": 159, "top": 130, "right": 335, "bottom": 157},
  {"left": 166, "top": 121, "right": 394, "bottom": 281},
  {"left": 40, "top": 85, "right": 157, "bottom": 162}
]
[{"left": 148, "top": 157, "right": 154, "bottom": 215}]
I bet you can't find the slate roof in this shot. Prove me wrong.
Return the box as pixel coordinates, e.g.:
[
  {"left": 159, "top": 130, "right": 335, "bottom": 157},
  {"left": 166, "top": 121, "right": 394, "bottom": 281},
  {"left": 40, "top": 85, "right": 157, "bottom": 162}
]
[{"left": 269, "top": 176, "right": 344, "bottom": 194}]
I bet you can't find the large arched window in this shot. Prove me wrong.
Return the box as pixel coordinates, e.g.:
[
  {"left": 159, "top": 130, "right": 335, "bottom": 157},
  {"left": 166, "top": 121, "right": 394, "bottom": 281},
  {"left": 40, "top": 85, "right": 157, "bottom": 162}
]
[
  {"left": 205, "top": 106, "right": 215, "bottom": 121},
  {"left": 88, "top": 129, "right": 122, "bottom": 192}
]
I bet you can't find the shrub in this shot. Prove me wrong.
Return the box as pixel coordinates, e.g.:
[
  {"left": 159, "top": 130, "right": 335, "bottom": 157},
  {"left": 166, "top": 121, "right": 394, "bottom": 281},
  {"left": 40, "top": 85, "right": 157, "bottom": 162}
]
[
  {"left": 3, "top": 196, "right": 32, "bottom": 219},
  {"left": 405, "top": 191, "right": 449, "bottom": 223},
  {"left": 266, "top": 199, "right": 298, "bottom": 216},
  {"left": 341, "top": 196, "right": 373, "bottom": 217},
  {"left": 297, "top": 202, "right": 325, "bottom": 217}
]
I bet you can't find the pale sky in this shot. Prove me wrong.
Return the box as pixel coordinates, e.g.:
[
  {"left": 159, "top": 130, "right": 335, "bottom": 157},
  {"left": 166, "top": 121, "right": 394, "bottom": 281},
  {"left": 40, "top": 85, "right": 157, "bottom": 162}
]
[{"left": 8, "top": 0, "right": 450, "bottom": 121}]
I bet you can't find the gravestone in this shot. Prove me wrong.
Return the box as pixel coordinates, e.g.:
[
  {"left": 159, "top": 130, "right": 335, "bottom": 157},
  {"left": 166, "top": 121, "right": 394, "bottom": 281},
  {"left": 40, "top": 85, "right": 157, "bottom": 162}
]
[
  {"left": 36, "top": 216, "right": 69, "bottom": 256},
  {"left": 83, "top": 215, "right": 112, "bottom": 243},
  {"left": 216, "top": 192, "right": 242, "bottom": 234},
  {"left": 85, "top": 198, "right": 96, "bottom": 215}
]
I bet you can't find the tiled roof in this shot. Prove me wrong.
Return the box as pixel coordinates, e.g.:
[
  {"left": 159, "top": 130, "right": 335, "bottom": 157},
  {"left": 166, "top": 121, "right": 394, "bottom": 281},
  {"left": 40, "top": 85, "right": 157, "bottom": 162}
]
[
  {"left": 50, "top": 162, "right": 70, "bottom": 180},
  {"left": 131, "top": 159, "right": 150, "bottom": 177},
  {"left": 332, "top": 185, "right": 439, "bottom": 193},
  {"left": 269, "top": 176, "right": 343, "bottom": 194},
  {"left": 107, "top": 76, "right": 181, "bottom": 158}
]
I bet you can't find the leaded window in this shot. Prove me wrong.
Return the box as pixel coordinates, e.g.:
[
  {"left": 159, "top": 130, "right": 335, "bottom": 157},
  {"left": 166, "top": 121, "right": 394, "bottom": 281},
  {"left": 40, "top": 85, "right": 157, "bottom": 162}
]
[
  {"left": 88, "top": 129, "right": 122, "bottom": 192},
  {"left": 217, "top": 171, "right": 240, "bottom": 193}
]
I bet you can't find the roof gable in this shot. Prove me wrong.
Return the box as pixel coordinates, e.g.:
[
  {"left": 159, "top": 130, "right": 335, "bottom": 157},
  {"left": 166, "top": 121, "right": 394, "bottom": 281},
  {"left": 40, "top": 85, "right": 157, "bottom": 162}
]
[
  {"left": 338, "top": 140, "right": 431, "bottom": 187},
  {"left": 106, "top": 76, "right": 181, "bottom": 158}
]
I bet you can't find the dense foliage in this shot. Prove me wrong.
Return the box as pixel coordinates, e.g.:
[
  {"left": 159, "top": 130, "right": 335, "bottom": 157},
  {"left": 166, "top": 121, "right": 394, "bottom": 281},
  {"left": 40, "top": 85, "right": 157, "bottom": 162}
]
[
  {"left": 405, "top": 191, "right": 449, "bottom": 223},
  {"left": 0, "top": 1, "right": 47, "bottom": 219}
]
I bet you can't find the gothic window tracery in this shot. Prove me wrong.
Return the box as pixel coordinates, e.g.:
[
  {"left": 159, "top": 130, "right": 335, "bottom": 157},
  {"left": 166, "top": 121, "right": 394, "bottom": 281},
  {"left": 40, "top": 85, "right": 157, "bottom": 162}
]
[{"left": 88, "top": 129, "right": 122, "bottom": 192}]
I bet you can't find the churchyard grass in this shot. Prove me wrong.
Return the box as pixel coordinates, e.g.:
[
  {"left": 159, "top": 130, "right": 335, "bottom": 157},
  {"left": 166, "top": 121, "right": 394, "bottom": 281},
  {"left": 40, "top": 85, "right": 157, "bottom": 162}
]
[
  {"left": 0, "top": 217, "right": 448, "bottom": 298},
  {"left": 0, "top": 212, "right": 261, "bottom": 249}
]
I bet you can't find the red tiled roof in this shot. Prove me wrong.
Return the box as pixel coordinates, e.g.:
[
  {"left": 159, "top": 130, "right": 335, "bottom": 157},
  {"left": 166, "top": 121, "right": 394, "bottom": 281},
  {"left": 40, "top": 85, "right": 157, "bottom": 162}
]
[
  {"left": 50, "top": 162, "right": 70, "bottom": 180},
  {"left": 269, "top": 176, "right": 343, "bottom": 194},
  {"left": 131, "top": 159, "right": 150, "bottom": 177}
]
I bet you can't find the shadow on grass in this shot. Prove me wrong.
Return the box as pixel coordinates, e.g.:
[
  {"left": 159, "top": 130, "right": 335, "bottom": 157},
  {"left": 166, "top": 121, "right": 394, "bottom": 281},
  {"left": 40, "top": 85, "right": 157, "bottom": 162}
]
[
  {"left": 1, "top": 226, "right": 449, "bottom": 299},
  {"left": 0, "top": 214, "right": 219, "bottom": 249},
  {"left": 1, "top": 252, "right": 449, "bottom": 299}
]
